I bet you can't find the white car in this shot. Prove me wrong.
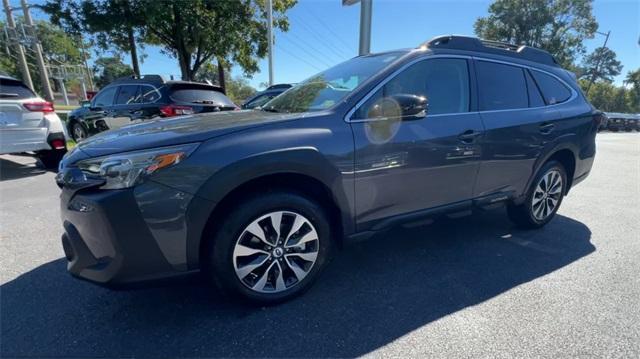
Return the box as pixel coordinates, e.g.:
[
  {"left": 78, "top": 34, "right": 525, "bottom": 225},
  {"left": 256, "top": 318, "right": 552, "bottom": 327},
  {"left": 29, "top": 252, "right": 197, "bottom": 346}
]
[{"left": 0, "top": 75, "right": 67, "bottom": 168}]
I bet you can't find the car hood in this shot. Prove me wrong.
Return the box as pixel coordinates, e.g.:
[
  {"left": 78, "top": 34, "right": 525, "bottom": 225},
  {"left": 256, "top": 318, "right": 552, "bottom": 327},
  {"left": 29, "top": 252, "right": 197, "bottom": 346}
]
[{"left": 74, "top": 110, "right": 303, "bottom": 157}]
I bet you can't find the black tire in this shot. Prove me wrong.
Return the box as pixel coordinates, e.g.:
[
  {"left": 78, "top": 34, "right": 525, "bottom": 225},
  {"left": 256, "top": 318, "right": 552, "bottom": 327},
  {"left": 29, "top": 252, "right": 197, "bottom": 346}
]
[
  {"left": 71, "top": 122, "right": 88, "bottom": 142},
  {"left": 507, "top": 160, "right": 567, "bottom": 229},
  {"left": 204, "top": 191, "right": 333, "bottom": 305},
  {"left": 36, "top": 149, "right": 66, "bottom": 169}
]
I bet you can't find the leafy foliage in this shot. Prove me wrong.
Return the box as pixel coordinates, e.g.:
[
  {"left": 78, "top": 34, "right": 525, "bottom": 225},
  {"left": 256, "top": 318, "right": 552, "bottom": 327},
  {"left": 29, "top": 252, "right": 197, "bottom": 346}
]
[
  {"left": 92, "top": 56, "right": 134, "bottom": 88},
  {"left": 580, "top": 47, "right": 623, "bottom": 83},
  {"left": 142, "top": 0, "right": 297, "bottom": 81},
  {"left": 474, "top": 0, "right": 598, "bottom": 67}
]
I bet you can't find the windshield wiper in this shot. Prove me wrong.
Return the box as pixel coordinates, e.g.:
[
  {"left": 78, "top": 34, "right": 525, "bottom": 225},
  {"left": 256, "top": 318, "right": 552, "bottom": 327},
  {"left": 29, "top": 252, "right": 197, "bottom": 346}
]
[
  {"left": 0, "top": 93, "right": 19, "bottom": 98},
  {"left": 260, "top": 107, "right": 280, "bottom": 113}
]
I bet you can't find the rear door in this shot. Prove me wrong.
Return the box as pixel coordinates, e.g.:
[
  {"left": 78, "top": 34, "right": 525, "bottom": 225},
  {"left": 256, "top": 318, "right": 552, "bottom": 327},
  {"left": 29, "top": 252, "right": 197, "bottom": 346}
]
[
  {"left": 473, "top": 59, "right": 559, "bottom": 198},
  {"left": 105, "top": 84, "right": 140, "bottom": 130},
  {"left": 0, "top": 78, "right": 48, "bottom": 153}
]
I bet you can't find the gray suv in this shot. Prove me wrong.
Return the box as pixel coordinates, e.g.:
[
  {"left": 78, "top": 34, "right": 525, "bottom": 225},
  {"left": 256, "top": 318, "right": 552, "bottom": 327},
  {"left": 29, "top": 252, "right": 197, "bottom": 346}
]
[{"left": 56, "top": 36, "right": 599, "bottom": 304}]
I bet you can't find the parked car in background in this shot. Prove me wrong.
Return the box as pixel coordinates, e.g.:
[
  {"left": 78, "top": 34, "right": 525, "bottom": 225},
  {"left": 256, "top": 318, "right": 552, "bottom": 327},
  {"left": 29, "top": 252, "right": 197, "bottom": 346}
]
[
  {"left": 56, "top": 35, "right": 599, "bottom": 304},
  {"left": 0, "top": 75, "right": 67, "bottom": 168},
  {"left": 241, "top": 83, "right": 293, "bottom": 109},
  {"left": 66, "top": 75, "right": 238, "bottom": 141},
  {"left": 605, "top": 112, "right": 640, "bottom": 132}
]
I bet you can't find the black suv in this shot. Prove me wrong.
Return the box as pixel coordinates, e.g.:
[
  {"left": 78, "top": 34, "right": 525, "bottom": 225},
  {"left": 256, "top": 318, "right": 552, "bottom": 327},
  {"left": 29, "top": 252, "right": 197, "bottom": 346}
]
[
  {"left": 56, "top": 36, "right": 599, "bottom": 304},
  {"left": 67, "top": 75, "right": 238, "bottom": 141},
  {"left": 241, "top": 83, "right": 293, "bottom": 109}
]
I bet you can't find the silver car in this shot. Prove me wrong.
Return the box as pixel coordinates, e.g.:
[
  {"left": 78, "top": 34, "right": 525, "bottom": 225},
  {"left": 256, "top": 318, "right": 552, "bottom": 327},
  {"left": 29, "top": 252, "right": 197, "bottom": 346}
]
[{"left": 0, "top": 75, "right": 67, "bottom": 168}]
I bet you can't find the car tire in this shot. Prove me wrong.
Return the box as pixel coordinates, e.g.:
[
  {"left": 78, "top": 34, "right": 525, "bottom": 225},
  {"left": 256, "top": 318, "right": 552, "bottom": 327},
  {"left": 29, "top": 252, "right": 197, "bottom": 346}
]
[
  {"left": 204, "top": 191, "right": 333, "bottom": 305},
  {"left": 36, "top": 149, "right": 66, "bottom": 169},
  {"left": 507, "top": 160, "right": 567, "bottom": 229},
  {"left": 71, "top": 122, "right": 88, "bottom": 142}
]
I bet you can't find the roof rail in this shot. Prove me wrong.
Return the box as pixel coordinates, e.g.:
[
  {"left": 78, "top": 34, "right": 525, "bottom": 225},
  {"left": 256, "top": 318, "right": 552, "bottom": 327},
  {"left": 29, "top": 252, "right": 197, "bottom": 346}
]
[
  {"left": 422, "top": 35, "right": 558, "bottom": 66},
  {"left": 112, "top": 74, "right": 166, "bottom": 84}
]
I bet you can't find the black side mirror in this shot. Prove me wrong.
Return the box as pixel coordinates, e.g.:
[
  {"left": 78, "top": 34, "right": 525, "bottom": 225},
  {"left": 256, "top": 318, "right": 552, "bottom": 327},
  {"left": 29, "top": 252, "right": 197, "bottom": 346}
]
[
  {"left": 367, "top": 94, "right": 427, "bottom": 120},
  {"left": 80, "top": 100, "right": 91, "bottom": 108}
]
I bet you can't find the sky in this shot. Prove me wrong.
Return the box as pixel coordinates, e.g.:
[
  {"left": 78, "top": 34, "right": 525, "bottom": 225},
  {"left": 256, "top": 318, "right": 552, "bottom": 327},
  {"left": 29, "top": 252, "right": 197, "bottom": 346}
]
[{"left": 27, "top": 0, "right": 640, "bottom": 90}]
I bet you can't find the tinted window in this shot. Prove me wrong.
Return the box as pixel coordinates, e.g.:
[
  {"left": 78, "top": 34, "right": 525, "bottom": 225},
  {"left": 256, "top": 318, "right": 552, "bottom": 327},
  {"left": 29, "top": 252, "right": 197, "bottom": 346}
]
[
  {"left": 169, "top": 86, "right": 236, "bottom": 107},
  {"left": 530, "top": 70, "right": 571, "bottom": 105},
  {"left": 477, "top": 61, "right": 528, "bottom": 110},
  {"left": 245, "top": 93, "right": 277, "bottom": 109},
  {"left": 0, "top": 79, "right": 36, "bottom": 99},
  {"left": 92, "top": 86, "right": 117, "bottom": 107},
  {"left": 114, "top": 85, "right": 140, "bottom": 105},
  {"left": 139, "top": 85, "right": 161, "bottom": 103},
  {"left": 525, "top": 70, "right": 545, "bottom": 107},
  {"left": 354, "top": 58, "right": 470, "bottom": 118}
]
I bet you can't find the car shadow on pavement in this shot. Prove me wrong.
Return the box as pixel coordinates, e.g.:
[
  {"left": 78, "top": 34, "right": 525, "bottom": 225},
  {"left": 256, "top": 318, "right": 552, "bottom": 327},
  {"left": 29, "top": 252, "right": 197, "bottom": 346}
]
[
  {"left": 0, "top": 156, "right": 52, "bottom": 181},
  {"left": 1, "top": 209, "right": 593, "bottom": 357}
]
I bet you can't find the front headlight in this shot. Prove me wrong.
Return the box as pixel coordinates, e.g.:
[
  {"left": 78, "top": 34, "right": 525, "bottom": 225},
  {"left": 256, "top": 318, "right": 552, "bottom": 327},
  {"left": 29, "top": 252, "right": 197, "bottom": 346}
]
[{"left": 76, "top": 143, "right": 199, "bottom": 189}]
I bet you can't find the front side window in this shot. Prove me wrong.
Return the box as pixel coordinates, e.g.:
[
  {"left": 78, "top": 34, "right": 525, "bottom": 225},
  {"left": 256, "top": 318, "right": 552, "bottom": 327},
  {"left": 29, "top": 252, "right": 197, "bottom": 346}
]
[
  {"left": 477, "top": 61, "right": 528, "bottom": 111},
  {"left": 263, "top": 52, "right": 404, "bottom": 113},
  {"left": 353, "top": 58, "right": 470, "bottom": 119},
  {"left": 114, "top": 85, "right": 140, "bottom": 105},
  {"left": 530, "top": 70, "right": 572, "bottom": 105},
  {"left": 245, "top": 93, "right": 276, "bottom": 109},
  {"left": 92, "top": 86, "right": 118, "bottom": 107}
]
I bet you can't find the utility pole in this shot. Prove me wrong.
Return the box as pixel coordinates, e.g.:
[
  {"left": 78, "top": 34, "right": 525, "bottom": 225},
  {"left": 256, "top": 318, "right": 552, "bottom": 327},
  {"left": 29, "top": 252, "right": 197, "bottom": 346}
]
[
  {"left": 586, "top": 30, "right": 611, "bottom": 96},
  {"left": 342, "top": 0, "right": 372, "bottom": 56},
  {"left": 20, "top": 0, "right": 54, "bottom": 101},
  {"left": 267, "top": 0, "right": 274, "bottom": 86},
  {"left": 3, "top": 0, "right": 33, "bottom": 90},
  {"left": 78, "top": 35, "right": 94, "bottom": 91}
]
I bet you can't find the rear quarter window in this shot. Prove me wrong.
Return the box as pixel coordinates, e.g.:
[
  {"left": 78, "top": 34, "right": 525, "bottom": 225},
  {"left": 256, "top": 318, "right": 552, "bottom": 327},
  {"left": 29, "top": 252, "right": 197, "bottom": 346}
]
[
  {"left": 530, "top": 71, "right": 572, "bottom": 105},
  {"left": 0, "top": 79, "right": 36, "bottom": 99}
]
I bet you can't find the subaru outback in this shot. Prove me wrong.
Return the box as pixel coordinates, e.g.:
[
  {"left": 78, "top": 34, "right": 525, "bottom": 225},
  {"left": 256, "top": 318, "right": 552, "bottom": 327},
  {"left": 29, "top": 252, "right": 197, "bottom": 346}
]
[{"left": 56, "top": 36, "right": 599, "bottom": 304}]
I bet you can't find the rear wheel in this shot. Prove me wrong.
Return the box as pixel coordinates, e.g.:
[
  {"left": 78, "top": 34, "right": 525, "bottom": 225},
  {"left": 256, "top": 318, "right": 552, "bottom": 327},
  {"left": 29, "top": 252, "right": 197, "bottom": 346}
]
[
  {"left": 507, "top": 161, "right": 567, "bottom": 229},
  {"left": 71, "top": 122, "right": 88, "bottom": 142},
  {"left": 205, "top": 191, "right": 332, "bottom": 304}
]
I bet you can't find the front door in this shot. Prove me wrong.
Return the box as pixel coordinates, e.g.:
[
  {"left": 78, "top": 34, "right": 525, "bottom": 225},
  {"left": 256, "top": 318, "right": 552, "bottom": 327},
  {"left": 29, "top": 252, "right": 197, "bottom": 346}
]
[{"left": 349, "top": 57, "right": 484, "bottom": 230}]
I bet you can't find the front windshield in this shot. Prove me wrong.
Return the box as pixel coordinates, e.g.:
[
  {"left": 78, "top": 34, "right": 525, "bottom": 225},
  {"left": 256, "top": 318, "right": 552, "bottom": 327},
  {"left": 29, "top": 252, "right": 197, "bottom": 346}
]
[{"left": 263, "top": 52, "right": 405, "bottom": 113}]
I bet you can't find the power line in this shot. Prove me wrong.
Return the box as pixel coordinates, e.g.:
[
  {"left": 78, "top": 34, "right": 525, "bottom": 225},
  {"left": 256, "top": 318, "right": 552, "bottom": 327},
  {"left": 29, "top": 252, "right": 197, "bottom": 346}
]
[
  {"left": 290, "top": 13, "right": 351, "bottom": 61},
  {"left": 279, "top": 35, "right": 334, "bottom": 69},
  {"left": 302, "top": 12, "right": 353, "bottom": 56},
  {"left": 274, "top": 43, "right": 324, "bottom": 73}
]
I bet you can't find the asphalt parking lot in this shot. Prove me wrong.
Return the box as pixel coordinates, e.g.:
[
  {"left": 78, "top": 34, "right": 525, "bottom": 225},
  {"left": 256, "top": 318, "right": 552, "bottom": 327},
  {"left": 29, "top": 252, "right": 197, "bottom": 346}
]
[{"left": 1, "top": 132, "right": 639, "bottom": 358}]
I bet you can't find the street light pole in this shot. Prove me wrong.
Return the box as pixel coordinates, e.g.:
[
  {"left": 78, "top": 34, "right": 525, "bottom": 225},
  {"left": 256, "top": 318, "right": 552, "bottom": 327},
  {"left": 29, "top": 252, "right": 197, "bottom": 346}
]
[
  {"left": 585, "top": 30, "right": 611, "bottom": 96},
  {"left": 20, "top": 0, "right": 54, "bottom": 101},
  {"left": 2, "top": 0, "right": 33, "bottom": 90},
  {"left": 342, "top": 0, "right": 372, "bottom": 56},
  {"left": 267, "top": 0, "right": 274, "bottom": 86}
]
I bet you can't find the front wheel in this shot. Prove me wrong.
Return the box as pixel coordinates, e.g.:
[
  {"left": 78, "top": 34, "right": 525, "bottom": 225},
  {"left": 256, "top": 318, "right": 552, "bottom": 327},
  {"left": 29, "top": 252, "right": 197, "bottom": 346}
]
[
  {"left": 36, "top": 149, "right": 66, "bottom": 169},
  {"left": 205, "top": 191, "right": 332, "bottom": 305},
  {"left": 508, "top": 161, "right": 567, "bottom": 229},
  {"left": 71, "top": 122, "right": 88, "bottom": 142}
]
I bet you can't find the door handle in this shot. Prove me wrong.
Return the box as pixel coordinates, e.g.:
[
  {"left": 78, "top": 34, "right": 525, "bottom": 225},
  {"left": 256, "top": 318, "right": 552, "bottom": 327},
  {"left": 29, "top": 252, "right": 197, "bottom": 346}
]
[
  {"left": 539, "top": 122, "right": 555, "bottom": 134},
  {"left": 458, "top": 130, "right": 482, "bottom": 143}
]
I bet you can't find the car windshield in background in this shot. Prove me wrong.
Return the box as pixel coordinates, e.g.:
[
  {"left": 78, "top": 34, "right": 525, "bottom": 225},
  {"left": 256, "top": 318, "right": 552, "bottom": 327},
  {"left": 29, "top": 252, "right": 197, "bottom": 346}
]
[
  {"left": 0, "top": 79, "right": 36, "bottom": 99},
  {"left": 169, "top": 86, "right": 236, "bottom": 107},
  {"left": 263, "top": 52, "right": 405, "bottom": 113}
]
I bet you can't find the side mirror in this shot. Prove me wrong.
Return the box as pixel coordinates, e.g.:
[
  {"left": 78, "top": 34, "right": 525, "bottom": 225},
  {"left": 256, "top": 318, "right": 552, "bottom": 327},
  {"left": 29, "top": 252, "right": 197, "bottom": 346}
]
[
  {"left": 80, "top": 100, "right": 91, "bottom": 108},
  {"left": 367, "top": 94, "right": 427, "bottom": 121}
]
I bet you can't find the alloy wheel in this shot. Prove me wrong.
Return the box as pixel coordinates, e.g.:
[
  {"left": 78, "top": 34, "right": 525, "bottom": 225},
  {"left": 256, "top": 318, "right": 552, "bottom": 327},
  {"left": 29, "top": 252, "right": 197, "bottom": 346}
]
[
  {"left": 531, "top": 169, "right": 563, "bottom": 221},
  {"left": 232, "top": 211, "right": 319, "bottom": 293}
]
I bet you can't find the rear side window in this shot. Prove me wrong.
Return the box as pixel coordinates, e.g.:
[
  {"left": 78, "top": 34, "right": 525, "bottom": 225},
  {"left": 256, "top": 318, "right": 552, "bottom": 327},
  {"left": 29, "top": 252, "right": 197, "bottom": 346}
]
[
  {"left": 525, "top": 70, "right": 545, "bottom": 107},
  {"left": 139, "top": 85, "right": 161, "bottom": 103},
  {"left": 169, "top": 86, "right": 235, "bottom": 107},
  {"left": 92, "top": 86, "right": 117, "bottom": 107},
  {"left": 0, "top": 79, "right": 36, "bottom": 99},
  {"left": 114, "top": 85, "right": 140, "bottom": 105},
  {"left": 476, "top": 61, "right": 528, "bottom": 111},
  {"left": 530, "top": 71, "right": 572, "bottom": 105}
]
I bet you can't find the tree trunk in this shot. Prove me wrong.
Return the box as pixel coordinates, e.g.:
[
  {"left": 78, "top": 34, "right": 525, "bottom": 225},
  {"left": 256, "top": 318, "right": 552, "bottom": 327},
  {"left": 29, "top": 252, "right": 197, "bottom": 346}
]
[
  {"left": 217, "top": 57, "right": 226, "bottom": 93},
  {"left": 127, "top": 27, "right": 140, "bottom": 77}
]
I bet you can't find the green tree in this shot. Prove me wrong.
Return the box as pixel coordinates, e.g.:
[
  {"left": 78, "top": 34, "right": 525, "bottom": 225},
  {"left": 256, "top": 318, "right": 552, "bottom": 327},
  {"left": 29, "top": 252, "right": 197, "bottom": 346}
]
[
  {"left": 624, "top": 69, "right": 640, "bottom": 112},
  {"left": 92, "top": 56, "right": 134, "bottom": 88},
  {"left": 44, "top": 0, "right": 145, "bottom": 76},
  {"left": 580, "top": 47, "right": 623, "bottom": 83},
  {"left": 142, "top": 0, "right": 297, "bottom": 81},
  {"left": 474, "top": 0, "right": 598, "bottom": 67},
  {"left": 579, "top": 79, "right": 633, "bottom": 113}
]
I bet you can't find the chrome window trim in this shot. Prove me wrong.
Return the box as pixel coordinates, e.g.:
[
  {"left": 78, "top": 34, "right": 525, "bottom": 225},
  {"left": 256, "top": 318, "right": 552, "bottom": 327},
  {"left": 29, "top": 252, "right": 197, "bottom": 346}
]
[{"left": 344, "top": 54, "right": 578, "bottom": 124}]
